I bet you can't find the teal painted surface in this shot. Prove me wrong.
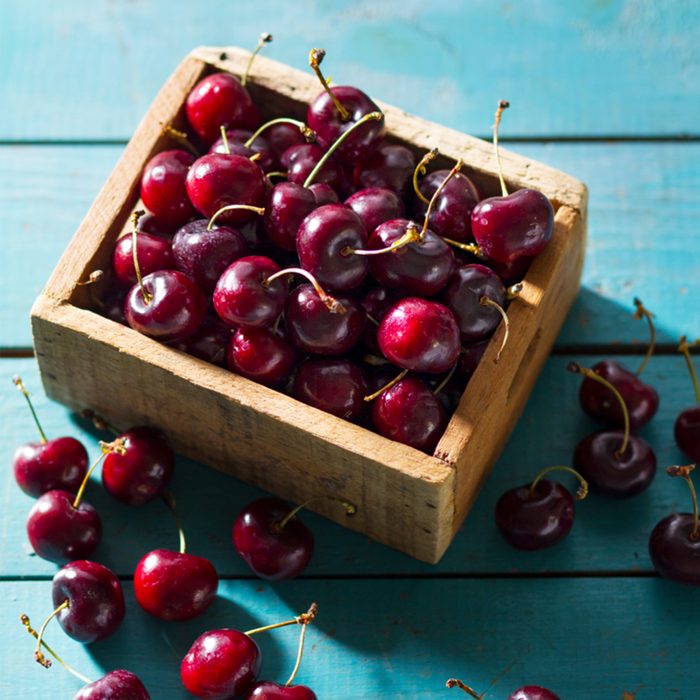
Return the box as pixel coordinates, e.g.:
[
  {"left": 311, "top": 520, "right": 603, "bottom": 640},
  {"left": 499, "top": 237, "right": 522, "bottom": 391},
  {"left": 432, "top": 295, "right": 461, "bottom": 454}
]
[{"left": 1, "top": 1, "right": 699, "bottom": 140}]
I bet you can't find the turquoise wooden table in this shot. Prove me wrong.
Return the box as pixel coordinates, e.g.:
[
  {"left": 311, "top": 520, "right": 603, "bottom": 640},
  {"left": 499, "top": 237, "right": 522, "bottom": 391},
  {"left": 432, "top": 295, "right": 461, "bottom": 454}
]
[{"left": 2, "top": 2, "right": 699, "bottom": 697}]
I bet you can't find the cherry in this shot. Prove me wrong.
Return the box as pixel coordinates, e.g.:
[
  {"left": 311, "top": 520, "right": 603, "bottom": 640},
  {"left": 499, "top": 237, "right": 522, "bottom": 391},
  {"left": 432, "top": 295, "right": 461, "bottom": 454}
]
[
  {"left": 370, "top": 376, "right": 446, "bottom": 453},
  {"left": 139, "top": 210, "right": 180, "bottom": 238},
  {"left": 12, "top": 376, "right": 88, "bottom": 497},
  {"left": 649, "top": 464, "right": 700, "bottom": 586},
  {"left": 169, "top": 316, "right": 232, "bottom": 366},
  {"left": 470, "top": 102, "right": 553, "bottom": 263},
  {"left": 112, "top": 230, "right": 174, "bottom": 286},
  {"left": 228, "top": 327, "right": 297, "bottom": 388},
  {"left": 344, "top": 187, "right": 405, "bottom": 235},
  {"left": 99, "top": 284, "right": 128, "bottom": 325},
  {"left": 488, "top": 254, "right": 532, "bottom": 286},
  {"left": 283, "top": 143, "right": 347, "bottom": 194},
  {"left": 447, "top": 679, "right": 559, "bottom": 700},
  {"left": 675, "top": 336, "right": 700, "bottom": 461},
  {"left": 308, "top": 182, "right": 339, "bottom": 206},
  {"left": 264, "top": 182, "right": 316, "bottom": 251},
  {"left": 125, "top": 269, "right": 206, "bottom": 341},
  {"left": 457, "top": 340, "right": 489, "bottom": 381},
  {"left": 307, "top": 49, "right": 384, "bottom": 160},
  {"left": 495, "top": 466, "right": 588, "bottom": 550},
  {"left": 213, "top": 255, "right": 288, "bottom": 328},
  {"left": 140, "top": 150, "right": 197, "bottom": 228},
  {"left": 378, "top": 298, "right": 460, "bottom": 373},
  {"left": 577, "top": 299, "right": 659, "bottom": 429},
  {"left": 102, "top": 426, "right": 174, "bottom": 505},
  {"left": 172, "top": 218, "right": 248, "bottom": 292},
  {"left": 285, "top": 283, "right": 366, "bottom": 355},
  {"left": 354, "top": 142, "right": 415, "bottom": 195},
  {"left": 569, "top": 362, "right": 656, "bottom": 497},
  {"left": 265, "top": 122, "right": 308, "bottom": 165},
  {"left": 74, "top": 671, "right": 151, "bottom": 700},
  {"left": 210, "top": 128, "right": 275, "bottom": 172},
  {"left": 245, "top": 682, "right": 317, "bottom": 700},
  {"left": 293, "top": 357, "right": 366, "bottom": 419},
  {"left": 134, "top": 493, "right": 218, "bottom": 620}
]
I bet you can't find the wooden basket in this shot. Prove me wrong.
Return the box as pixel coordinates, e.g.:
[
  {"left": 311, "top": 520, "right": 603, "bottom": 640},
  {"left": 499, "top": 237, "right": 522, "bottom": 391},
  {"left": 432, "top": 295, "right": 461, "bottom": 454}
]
[{"left": 31, "top": 46, "right": 587, "bottom": 563}]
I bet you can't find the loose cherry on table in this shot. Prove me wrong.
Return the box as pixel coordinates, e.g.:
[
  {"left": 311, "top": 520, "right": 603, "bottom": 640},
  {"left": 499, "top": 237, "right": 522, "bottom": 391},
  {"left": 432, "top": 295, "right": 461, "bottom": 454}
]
[
  {"left": 649, "top": 464, "right": 700, "bottom": 586},
  {"left": 134, "top": 492, "right": 218, "bottom": 621},
  {"left": 228, "top": 327, "right": 297, "bottom": 388},
  {"left": 495, "top": 465, "right": 588, "bottom": 550},
  {"left": 181, "top": 603, "right": 317, "bottom": 700},
  {"left": 12, "top": 376, "right": 88, "bottom": 497},
  {"left": 674, "top": 336, "right": 700, "bottom": 462},
  {"left": 234, "top": 497, "right": 356, "bottom": 580},
  {"left": 569, "top": 362, "right": 657, "bottom": 497},
  {"left": 26, "top": 438, "right": 125, "bottom": 563},
  {"left": 447, "top": 679, "right": 560, "bottom": 700},
  {"left": 577, "top": 298, "right": 659, "bottom": 429}
]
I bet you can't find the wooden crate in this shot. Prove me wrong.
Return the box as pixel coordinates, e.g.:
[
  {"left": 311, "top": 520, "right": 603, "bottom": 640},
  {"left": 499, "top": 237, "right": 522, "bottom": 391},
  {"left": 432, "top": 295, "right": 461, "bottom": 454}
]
[{"left": 30, "top": 46, "right": 587, "bottom": 563}]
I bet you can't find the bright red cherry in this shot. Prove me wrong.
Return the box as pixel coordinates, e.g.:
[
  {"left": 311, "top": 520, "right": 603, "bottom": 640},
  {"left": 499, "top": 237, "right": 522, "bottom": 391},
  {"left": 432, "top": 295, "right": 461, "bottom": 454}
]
[
  {"left": 228, "top": 327, "right": 296, "bottom": 388},
  {"left": 75, "top": 670, "right": 151, "bottom": 700},
  {"left": 344, "top": 187, "right": 404, "bottom": 235},
  {"left": 140, "top": 150, "right": 197, "bottom": 228},
  {"left": 354, "top": 142, "right": 415, "bottom": 195},
  {"left": 675, "top": 336, "right": 700, "bottom": 461},
  {"left": 12, "top": 377, "right": 88, "bottom": 497},
  {"left": 169, "top": 316, "right": 232, "bottom": 366},
  {"left": 378, "top": 298, "right": 460, "bottom": 373},
  {"left": 264, "top": 182, "right": 316, "bottom": 251},
  {"left": 245, "top": 682, "right": 317, "bottom": 699},
  {"left": 112, "top": 231, "right": 174, "bottom": 286}
]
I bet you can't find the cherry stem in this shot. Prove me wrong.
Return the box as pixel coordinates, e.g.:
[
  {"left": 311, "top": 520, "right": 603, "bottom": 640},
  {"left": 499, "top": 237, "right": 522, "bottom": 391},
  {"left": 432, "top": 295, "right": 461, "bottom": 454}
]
[
  {"left": 264, "top": 267, "right": 345, "bottom": 314},
  {"left": 245, "top": 602, "right": 318, "bottom": 637},
  {"left": 242, "top": 32, "right": 273, "bottom": 87},
  {"left": 266, "top": 171, "right": 288, "bottom": 180},
  {"left": 130, "top": 209, "right": 151, "bottom": 304},
  {"left": 285, "top": 618, "right": 310, "bottom": 687},
  {"left": 76, "top": 270, "right": 104, "bottom": 287},
  {"left": 344, "top": 222, "right": 421, "bottom": 257},
  {"left": 302, "top": 110, "right": 383, "bottom": 188},
  {"left": 633, "top": 298, "right": 656, "bottom": 376},
  {"left": 433, "top": 363, "right": 458, "bottom": 396},
  {"left": 412, "top": 148, "right": 439, "bottom": 204},
  {"left": 207, "top": 204, "right": 265, "bottom": 231},
  {"left": 479, "top": 297, "right": 509, "bottom": 363},
  {"left": 219, "top": 125, "right": 231, "bottom": 155},
  {"left": 678, "top": 336, "right": 700, "bottom": 405},
  {"left": 33, "top": 600, "right": 69, "bottom": 670},
  {"left": 507, "top": 283, "right": 523, "bottom": 301},
  {"left": 442, "top": 237, "right": 481, "bottom": 256},
  {"left": 420, "top": 159, "right": 463, "bottom": 238},
  {"left": 276, "top": 496, "right": 357, "bottom": 532},
  {"left": 20, "top": 612, "right": 93, "bottom": 683},
  {"left": 160, "top": 123, "right": 198, "bottom": 156},
  {"left": 667, "top": 465, "right": 699, "bottom": 541},
  {"left": 162, "top": 491, "right": 187, "bottom": 555},
  {"left": 529, "top": 465, "right": 589, "bottom": 501},
  {"left": 567, "top": 361, "right": 630, "bottom": 459},
  {"left": 244, "top": 118, "right": 315, "bottom": 148},
  {"left": 308, "top": 48, "right": 350, "bottom": 121},
  {"left": 73, "top": 439, "right": 126, "bottom": 509},
  {"left": 493, "top": 99, "right": 510, "bottom": 197},
  {"left": 13, "top": 376, "right": 47, "bottom": 444},
  {"left": 445, "top": 679, "right": 484, "bottom": 699},
  {"left": 364, "top": 368, "right": 409, "bottom": 402},
  {"left": 79, "top": 409, "right": 121, "bottom": 436}
]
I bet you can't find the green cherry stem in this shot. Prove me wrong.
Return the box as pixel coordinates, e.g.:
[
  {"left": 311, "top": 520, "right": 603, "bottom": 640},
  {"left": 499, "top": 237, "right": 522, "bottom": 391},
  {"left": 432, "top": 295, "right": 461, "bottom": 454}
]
[
  {"left": 411, "top": 148, "right": 439, "bottom": 204},
  {"left": 160, "top": 123, "right": 199, "bottom": 156},
  {"left": 162, "top": 491, "right": 187, "bottom": 555},
  {"left": 207, "top": 204, "right": 265, "bottom": 231},
  {"left": 285, "top": 617, "right": 310, "bottom": 687},
  {"left": 218, "top": 125, "right": 231, "bottom": 155},
  {"left": 666, "top": 465, "right": 699, "bottom": 541},
  {"left": 529, "top": 465, "right": 589, "bottom": 501},
  {"left": 241, "top": 32, "right": 273, "bottom": 87},
  {"left": 309, "top": 48, "right": 350, "bottom": 121},
  {"left": 245, "top": 602, "right": 318, "bottom": 637},
  {"left": 130, "top": 209, "right": 151, "bottom": 304},
  {"left": 264, "top": 267, "right": 345, "bottom": 314},
  {"left": 493, "top": 99, "right": 510, "bottom": 197},
  {"left": 244, "top": 118, "right": 315, "bottom": 148},
  {"left": 633, "top": 297, "right": 656, "bottom": 376},
  {"left": 445, "top": 678, "right": 484, "bottom": 699},
  {"left": 678, "top": 336, "right": 700, "bottom": 405},
  {"left": 13, "top": 376, "right": 48, "bottom": 443},
  {"left": 72, "top": 439, "right": 126, "bottom": 510},
  {"left": 276, "top": 497, "right": 357, "bottom": 532},
  {"left": 420, "top": 159, "right": 463, "bottom": 237},
  {"left": 364, "top": 368, "right": 409, "bottom": 402},
  {"left": 433, "top": 363, "right": 458, "bottom": 396}
]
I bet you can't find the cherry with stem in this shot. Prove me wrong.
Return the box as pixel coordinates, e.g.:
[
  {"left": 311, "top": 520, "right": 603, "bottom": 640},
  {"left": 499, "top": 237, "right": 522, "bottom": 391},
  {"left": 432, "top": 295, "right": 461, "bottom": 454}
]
[
  {"left": 675, "top": 336, "right": 700, "bottom": 462},
  {"left": 447, "top": 678, "right": 560, "bottom": 700}
]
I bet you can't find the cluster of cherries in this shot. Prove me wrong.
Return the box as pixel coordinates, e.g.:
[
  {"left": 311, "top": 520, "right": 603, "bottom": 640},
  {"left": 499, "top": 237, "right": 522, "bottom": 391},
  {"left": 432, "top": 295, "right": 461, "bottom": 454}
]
[
  {"left": 13, "top": 378, "right": 340, "bottom": 698},
  {"left": 493, "top": 307, "right": 700, "bottom": 587},
  {"left": 89, "top": 37, "right": 555, "bottom": 455}
]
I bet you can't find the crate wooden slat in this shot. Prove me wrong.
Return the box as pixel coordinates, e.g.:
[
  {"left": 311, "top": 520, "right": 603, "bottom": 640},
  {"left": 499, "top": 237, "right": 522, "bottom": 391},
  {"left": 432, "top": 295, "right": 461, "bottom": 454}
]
[{"left": 31, "top": 46, "right": 587, "bottom": 563}]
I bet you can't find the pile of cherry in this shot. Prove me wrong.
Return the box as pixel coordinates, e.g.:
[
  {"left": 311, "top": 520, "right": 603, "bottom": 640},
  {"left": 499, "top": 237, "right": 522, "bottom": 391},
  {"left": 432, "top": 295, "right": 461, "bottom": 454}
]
[{"left": 92, "top": 39, "right": 557, "bottom": 455}]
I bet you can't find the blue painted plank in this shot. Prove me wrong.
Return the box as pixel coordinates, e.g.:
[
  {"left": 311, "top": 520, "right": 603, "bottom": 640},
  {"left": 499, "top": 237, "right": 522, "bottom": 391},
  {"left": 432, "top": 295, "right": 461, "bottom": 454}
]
[
  {"left": 1, "top": 1, "right": 699, "bottom": 139},
  {"left": 3, "top": 577, "right": 697, "bottom": 698},
  {"left": 1, "top": 142, "right": 699, "bottom": 349},
  {"left": 2, "top": 354, "right": 696, "bottom": 577}
]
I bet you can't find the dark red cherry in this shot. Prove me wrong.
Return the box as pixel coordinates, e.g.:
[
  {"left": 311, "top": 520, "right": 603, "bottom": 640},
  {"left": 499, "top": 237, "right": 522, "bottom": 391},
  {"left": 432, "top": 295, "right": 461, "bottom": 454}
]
[
  {"left": 100, "top": 285, "right": 128, "bottom": 325},
  {"left": 307, "top": 182, "right": 339, "bottom": 206},
  {"left": 134, "top": 548, "right": 218, "bottom": 621},
  {"left": 233, "top": 498, "right": 314, "bottom": 580},
  {"left": 213, "top": 256, "right": 288, "bottom": 328},
  {"left": 573, "top": 431, "right": 656, "bottom": 497},
  {"left": 101, "top": 427, "right": 174, "bottom": 506},
  {"left": 415, "top": 169, "right": 480, "bottom": 243},
  {"left": 139, "top": 211, "right": 178, "bottom": 238},
  {"left": 172, "top": 219, "right": 248, "bottom": 293},
  {"left": 13, "top": 437, "right": 88, "bottom": 498},
  {"left": 186, "top": 72, "right": 259, "bottom": 144},
  {"left": 228, "top": 327, "right": 296, "bottom": 387},
  {"left": 265, "top": 122, "right": 307, "bottom": 166},
  {"left": 293, "top": 357, "right": 365, "bottom": 419},
  {"left": 263, "top": 182, "right": 316, "bottom": 251},
  {"left": 169, "top": 316, "right": 232, "bottom": 366},
  {"left": 285, "top": 284, "right": 366, "bottom": 355},
  {"left": 378, "top": 298, "right": 460, "bottom": 373},
  {"left": 367, "top": 219, "right": 455, "bottom": 296},
  {"left": 140, "top": 150, "right": 197, "bottom": 228},
  {"left": 457, "top": 341, "right": 489, "bottom": 381},
  {"left": 125, "top": 270, "right": 206, "bottom": 341},
  {"left": 578, "top": 360, "right": 659, "bottom": 430},
  {"left": 210, "top": 129, "right": 274, "bottom": 173},
  {"left": 245, "top": 682, "right": 317, "bottom": 699},
  {"left": 675, "top": 407, "right": 700, "bottom": 461},
  {"left": 181, "top": 628, "right": 261, "bottom": 700},
  {"left": 488, "top": 254, "right": 532, "bottom": 286},
  {"left": 27, "top": 490, "right": 101, "bottom": 563},
  {"left": 371, "top": 377, "right": 445, "bottom": 453},
  {"left": 283, "top": 143, "right": 348, "bottom": 196},
  {"left": 354, "top": 142, "right": 415, "bottom": 195},
  {"left": 112, "top": 232, "right": 174, "bottom": 286},
  {"left": 507, "top": 687, "right": 561, "bottom": 700},
  {"left": 345, "top": 187, "right": 404, "bottom": 235},
  {"left": 52, "top": 560, "right": 125, "bottom": 643},
  {"left": 443, "top": 264, "right": 506, "bottom": 343},
  {"left": 75, "top": 670, "right": 150, "bottom": 700},
  {"left": 297, "top": 204, "right": 368, "bottom": 291}
]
